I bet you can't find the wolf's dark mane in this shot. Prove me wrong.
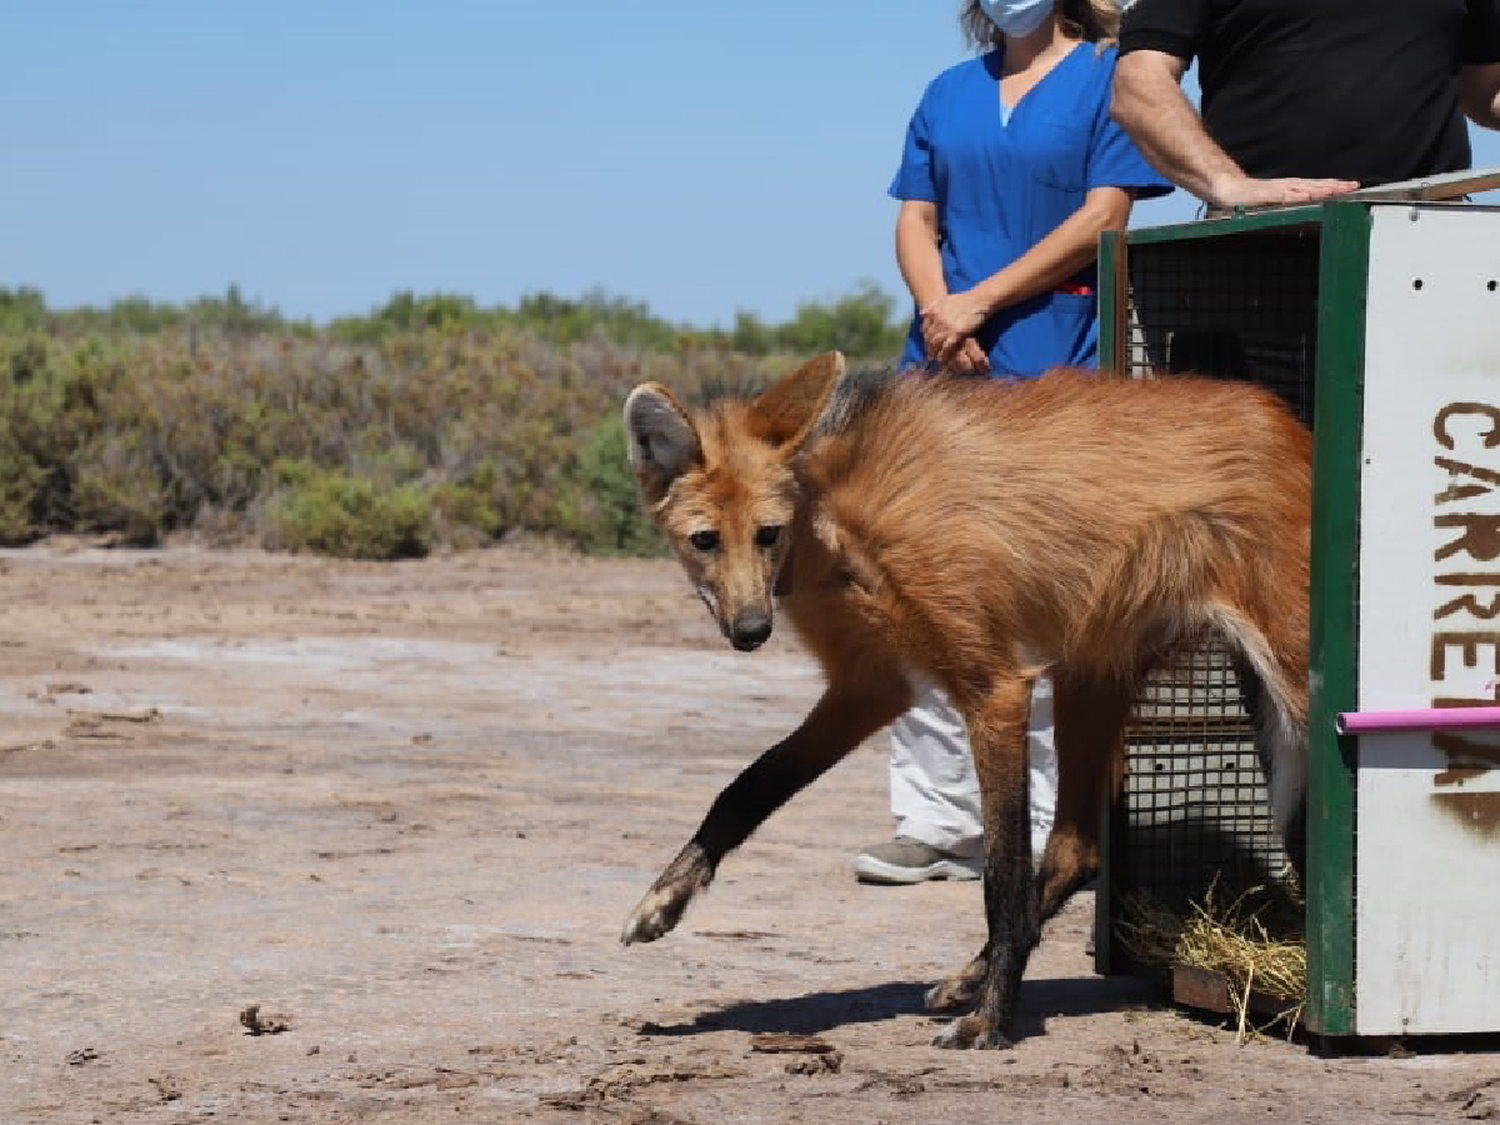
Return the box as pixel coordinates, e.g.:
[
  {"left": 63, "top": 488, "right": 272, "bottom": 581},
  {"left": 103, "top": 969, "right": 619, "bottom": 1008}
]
[
  {"left": 812, "top": 364, "right": 901, "bottom": 440},
  {"left": 695, "top": 373, "right": 770, "bottom": 409}
]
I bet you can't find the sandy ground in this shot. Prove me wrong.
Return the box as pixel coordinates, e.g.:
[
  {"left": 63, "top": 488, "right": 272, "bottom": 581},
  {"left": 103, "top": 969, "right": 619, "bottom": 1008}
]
[{"left": 2, "top": 542, "right": 1498, "bottom": 1124}]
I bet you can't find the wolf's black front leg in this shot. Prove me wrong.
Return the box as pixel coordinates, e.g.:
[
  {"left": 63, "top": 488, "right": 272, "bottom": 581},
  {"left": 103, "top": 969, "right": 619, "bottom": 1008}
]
[{"left": 622, "top": 677, "right": 906, "bottom": 945}]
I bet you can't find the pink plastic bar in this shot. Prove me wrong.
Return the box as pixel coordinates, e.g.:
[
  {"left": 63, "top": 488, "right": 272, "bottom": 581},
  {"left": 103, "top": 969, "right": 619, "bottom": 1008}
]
[{"left": 1336, "top": 706, "right": 1500, "bottom": 735}]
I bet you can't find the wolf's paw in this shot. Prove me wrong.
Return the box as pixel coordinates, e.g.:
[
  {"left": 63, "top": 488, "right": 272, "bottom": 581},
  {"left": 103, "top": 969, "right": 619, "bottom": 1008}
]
[
  {"left": 620, "top": 883, "right": 692, "bottom": 945},
  {"left": 620, "top": 844, "right": 713, "bottom": 946},
  {"left": 925, "top": 977, "right": 976, "bottom": 1013},
  {"left": 932, "top": 1014, "right": 1014, "bottom": 1051},
  {"left": 925, "top": 954, "right": 987, "bottom": 1012}
]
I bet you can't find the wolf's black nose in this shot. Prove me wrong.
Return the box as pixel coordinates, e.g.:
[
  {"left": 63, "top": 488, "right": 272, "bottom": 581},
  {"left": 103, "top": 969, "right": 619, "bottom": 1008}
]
[{"left": 730, "top": 611, "right": 772, "bottom": 651}]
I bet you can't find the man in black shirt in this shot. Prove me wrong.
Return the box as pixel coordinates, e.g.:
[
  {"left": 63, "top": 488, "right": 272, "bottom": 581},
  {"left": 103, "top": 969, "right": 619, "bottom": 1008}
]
[{"left": 1111, "top": 0, "right": 1500, "bottom": 209}]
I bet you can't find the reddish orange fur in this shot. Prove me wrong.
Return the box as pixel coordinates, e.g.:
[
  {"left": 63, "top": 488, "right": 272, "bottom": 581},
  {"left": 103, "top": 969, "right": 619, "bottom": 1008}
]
[{"left": 620, "top": 353, "right": 1311, "bottom": 1048}]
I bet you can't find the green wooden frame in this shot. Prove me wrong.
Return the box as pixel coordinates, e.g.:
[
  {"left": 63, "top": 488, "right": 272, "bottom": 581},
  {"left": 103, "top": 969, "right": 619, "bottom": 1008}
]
[{"left": 1302, "top": 201, "right": 1367, "bottom": 1035}]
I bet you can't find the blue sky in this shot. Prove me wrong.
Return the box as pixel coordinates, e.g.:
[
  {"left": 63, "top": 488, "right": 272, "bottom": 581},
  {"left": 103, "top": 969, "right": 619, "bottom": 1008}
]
[{"left": 5, "top": 1, "right": 1500, "bottom": 329}]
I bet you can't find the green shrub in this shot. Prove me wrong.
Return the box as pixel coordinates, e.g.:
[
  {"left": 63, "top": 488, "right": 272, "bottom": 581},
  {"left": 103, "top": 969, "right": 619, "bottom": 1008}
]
[
  {"left": 72, "top": 438, "right": 169, "bottom": 546},
  {"left": 0, "top": 439, "right": 48, "bottom": 543},
  {"left": 267, "top": 463, "right": 433, "bottom": 560},
  {"left": 563, "top": 413, "right": 661, "bottom": 556},
  {"left": 431, "top": 461, "right": 505, "bottom": 549}
]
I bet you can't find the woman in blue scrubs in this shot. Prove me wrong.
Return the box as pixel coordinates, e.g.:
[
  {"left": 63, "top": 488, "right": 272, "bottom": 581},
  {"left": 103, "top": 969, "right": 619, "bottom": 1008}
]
[
  {"left": 853, "top": 0, "right": 1171, "bottom": 886},
  {"left": 896, "top": 0, "right": 1170, "bottom": 378}
]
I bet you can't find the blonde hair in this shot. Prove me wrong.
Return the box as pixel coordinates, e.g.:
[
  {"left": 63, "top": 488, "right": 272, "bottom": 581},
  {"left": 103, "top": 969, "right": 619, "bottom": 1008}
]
[{"left": 959, "top": 0, "right": 1120, "bottom": 49}]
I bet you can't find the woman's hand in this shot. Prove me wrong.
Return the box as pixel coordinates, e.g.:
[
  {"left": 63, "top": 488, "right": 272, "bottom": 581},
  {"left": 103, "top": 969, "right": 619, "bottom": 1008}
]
[
  {"left": 920, "top": 290, "right": 993, "bottom": 363},
  {"left": 941, "top": 336, "right": 991, "bottom": 377}
]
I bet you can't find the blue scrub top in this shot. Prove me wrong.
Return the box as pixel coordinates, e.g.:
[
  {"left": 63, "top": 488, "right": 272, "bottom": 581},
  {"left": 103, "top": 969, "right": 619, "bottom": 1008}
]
[{"left": 890, "top": 43, "right": 1171, "bottom": 379}]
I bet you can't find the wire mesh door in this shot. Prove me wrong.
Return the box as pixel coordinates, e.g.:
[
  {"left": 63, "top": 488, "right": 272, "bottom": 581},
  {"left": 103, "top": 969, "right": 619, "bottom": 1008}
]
[{"left": 1104, "top": 220, "right": 1320, "bottom": 959}]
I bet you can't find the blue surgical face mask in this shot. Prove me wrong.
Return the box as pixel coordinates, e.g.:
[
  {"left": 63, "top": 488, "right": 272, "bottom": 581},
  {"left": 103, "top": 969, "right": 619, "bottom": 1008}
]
[{"left": 978, "top": 0, "right": 1056, "bottom": 38}]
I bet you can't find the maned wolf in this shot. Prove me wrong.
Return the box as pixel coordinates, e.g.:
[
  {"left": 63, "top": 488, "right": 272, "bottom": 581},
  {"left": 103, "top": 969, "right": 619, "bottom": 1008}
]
[{"left": 619, "top": 352, "right": 1310, "bottom": 1049}]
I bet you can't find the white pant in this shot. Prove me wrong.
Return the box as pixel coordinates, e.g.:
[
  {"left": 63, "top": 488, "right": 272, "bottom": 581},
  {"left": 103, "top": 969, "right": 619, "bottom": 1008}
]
[{"left": 889, "top": 674, "right": 1058, "bottom": 860}]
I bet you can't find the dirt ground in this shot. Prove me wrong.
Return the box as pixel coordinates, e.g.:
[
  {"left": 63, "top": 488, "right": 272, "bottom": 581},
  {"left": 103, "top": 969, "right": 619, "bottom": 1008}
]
[{"left": 2, "top": 542, "right": 1498, "bottom": 1124}]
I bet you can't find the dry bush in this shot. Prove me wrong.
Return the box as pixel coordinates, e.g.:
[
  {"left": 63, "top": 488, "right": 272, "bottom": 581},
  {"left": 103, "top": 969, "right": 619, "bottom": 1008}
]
[{"left": 0, "top": 326, "right": 782, "bottom": 558}]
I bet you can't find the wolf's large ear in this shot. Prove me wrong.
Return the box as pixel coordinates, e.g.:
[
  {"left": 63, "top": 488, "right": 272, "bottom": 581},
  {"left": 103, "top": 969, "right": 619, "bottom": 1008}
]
[
  {"left": 624, "top": 383, "right": 702, "bottom": 501},
  {"left": 746, "top": 351, "right": 846, "bottom": 451}
]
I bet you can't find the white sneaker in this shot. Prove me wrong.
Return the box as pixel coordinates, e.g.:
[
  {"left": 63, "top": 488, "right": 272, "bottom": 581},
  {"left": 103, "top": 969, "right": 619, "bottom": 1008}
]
[{"left": 852, "top": 837, "right": 982, "bottom": 884}]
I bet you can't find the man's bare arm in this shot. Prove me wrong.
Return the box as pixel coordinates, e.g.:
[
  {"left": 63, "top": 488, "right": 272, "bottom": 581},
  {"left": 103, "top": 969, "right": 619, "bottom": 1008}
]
[{"left": 1110, "top": 49, "right": 1357, "bottom": 210}]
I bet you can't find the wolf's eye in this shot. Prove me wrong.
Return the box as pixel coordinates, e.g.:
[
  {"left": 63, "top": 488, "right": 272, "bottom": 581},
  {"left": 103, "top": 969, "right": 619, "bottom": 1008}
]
[
  {"left": 689, "top": 529, "right": 719, "bottom": 552},
  {"left": 754, "top": 525, "right": 782, "bottom": 548}
]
